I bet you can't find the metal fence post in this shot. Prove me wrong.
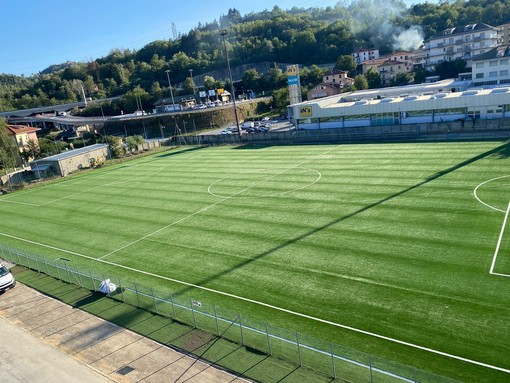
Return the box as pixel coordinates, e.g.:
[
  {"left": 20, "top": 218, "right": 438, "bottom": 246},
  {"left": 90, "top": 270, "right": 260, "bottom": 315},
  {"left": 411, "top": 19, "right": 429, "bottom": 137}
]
[
  {"left": 56, "top": 261, "right": 62, "bottom": 280},
  {"left": 369, "top": 355, "right": 374, "bottom": 383},
  {"left": 265, "top": 323, "right": 272, "bottom": 356},
  {"left": 89, "top": 270, "right": 96, "bottom": 290},
  {"left": 330, "top": 342, "right": 336, "bottom": 378},
  {"left": 134, "top": 282, "right": 141, "bottom": 307},
  {"left": 214, "top": 306, "right": 220, "bottom": 336},
  {"left": 151, "top": 287, "right": 159, "bottom": 314},
  {"left": 76, "top": 267, "right": 84, "bottom": 287},
  {"left": 25, "top": 250, "right": 31, "bottom": 269},
  {"left": 118, "top": 280, "right": 125, "bottom": 302},
  {"left": 170, "top": 294, "right": 176, "bottom": 319},
  {"left": 66, "top": 264, "right": 72, "bottom": 283},
  {"left": 414, "top": 367, "right": 417, "bottom": 383},
  {"left": 44, "top": 256, "right": 50, "bottom": 276},
  {"left": 239, "top": 314, "right": 244, "bottom": 346},
  {"left": 191, "top": 300, "right": 197, "bottom": 328},
  {"left": 296, "top": 332, "right": 302, "bottom": 367}
]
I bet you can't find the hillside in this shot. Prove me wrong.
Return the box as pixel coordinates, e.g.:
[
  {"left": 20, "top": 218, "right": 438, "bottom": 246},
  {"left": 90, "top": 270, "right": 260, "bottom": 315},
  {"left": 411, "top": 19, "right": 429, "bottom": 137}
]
[{"left": 1, "top": 0, "right": 509, "bottom": 113}]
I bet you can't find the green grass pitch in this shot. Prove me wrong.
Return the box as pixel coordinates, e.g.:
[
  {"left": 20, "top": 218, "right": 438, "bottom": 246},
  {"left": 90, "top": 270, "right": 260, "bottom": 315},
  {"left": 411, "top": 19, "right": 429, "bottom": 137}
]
[{"left": 1, "top": 141, "right": 510, "bottom": 382}]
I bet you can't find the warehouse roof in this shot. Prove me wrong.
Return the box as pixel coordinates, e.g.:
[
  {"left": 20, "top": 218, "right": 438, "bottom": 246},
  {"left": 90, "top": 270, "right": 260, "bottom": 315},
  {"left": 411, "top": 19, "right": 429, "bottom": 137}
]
[{"left": 33, "top": 144, "right": 108, "bottom": 163}]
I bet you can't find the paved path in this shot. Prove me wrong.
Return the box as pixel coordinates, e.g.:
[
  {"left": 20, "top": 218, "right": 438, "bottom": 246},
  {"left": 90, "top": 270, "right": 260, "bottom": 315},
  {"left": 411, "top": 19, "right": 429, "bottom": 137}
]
[{"left": 0, "top": 283, "right": 250, "bottom": 383}]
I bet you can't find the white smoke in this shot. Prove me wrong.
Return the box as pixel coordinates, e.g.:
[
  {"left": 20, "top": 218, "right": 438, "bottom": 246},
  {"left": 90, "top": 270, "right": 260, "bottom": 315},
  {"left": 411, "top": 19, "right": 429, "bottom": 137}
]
[{"left": 393, "top": 25, "right": 424, "bottom": 51}]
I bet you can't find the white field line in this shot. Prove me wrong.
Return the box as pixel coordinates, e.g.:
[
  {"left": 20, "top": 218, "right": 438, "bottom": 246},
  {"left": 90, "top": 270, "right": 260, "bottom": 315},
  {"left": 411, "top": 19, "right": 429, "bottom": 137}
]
[
  {"left": 490, "top": 201, "right": 510, "bottom": 276},
  {"left": 473, "top": 175, "right": 510, "bottom": 213},
  {"left": 2, "top": 231, "right": 510, "bottom": 375},
  {"left": 99, "top": 147, "right": 339, "bottom": 260},
  {"left": 207, "top": 168, "right": 322, "bottom": 199},
  {"left": 0, "top": 200, "right": 40, "bottom": 206},
  {"left": 0, "top": 167, "right": 163, "bottom": 208},
  {"left": 3, "top": 147, "right": 510, "bottom": 374}
]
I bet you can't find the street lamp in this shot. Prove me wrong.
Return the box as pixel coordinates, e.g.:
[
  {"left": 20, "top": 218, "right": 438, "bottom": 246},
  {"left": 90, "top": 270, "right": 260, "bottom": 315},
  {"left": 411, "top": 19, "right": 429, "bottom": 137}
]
[
  {"left": 188, "top": 69, "right": 196, "bottom": 95},
  {"left": 165, "top": 70, "right": 176, "bottom": 112},
  {"left": 220, "top": 29, "right": 241, "bottom": 138}
]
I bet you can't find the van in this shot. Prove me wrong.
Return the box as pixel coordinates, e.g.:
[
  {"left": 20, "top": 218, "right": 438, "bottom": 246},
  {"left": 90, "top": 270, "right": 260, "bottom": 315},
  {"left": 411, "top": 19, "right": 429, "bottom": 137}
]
[
  {"left": 0, "top": 263, "right": 15, "bottom": 292},
  {"left": 241, "top": 121, "right": 254, "bottom": 129}
]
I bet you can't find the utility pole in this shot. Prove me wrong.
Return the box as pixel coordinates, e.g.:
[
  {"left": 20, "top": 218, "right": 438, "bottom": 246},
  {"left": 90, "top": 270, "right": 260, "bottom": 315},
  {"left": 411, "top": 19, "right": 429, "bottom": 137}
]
[{"left": 220, "top": 29, "right": 241, "bottom": 138}]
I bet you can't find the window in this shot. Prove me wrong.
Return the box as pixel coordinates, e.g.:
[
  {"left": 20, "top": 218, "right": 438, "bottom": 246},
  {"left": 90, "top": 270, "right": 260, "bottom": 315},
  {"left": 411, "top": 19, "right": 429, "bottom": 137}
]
[
  {"left": 476, "top": 62, "right": 484, "bottom": 68},
  {"left": 500, "top": 70, "right": 509, "bottom": 76},
  {"left": 489, "top": 71, "right": 498, "bottom": 78},
  {"left": 476, "top": 73, "right": 484, "bottom": 78},
  {"left": 490, "top": 60, "right": 498, "bottom": 67},
  {"left": 501, "top": 59, "right": 509, "bottom": 65}
]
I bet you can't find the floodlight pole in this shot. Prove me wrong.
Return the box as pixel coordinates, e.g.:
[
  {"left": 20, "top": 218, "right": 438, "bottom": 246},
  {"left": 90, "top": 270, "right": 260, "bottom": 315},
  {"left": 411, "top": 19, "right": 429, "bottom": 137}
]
[
  {"left": 165, "top": 70, "right": 176, "bottom": 112},
  {"left": 220, "top": 29, "right": 241, "bottom": 139}
]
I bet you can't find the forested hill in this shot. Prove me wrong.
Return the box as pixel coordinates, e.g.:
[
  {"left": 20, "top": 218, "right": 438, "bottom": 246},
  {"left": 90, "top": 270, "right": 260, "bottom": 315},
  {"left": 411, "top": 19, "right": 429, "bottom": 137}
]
[{"left": 1, "top": 0, "right": 509, "bottom": 112}]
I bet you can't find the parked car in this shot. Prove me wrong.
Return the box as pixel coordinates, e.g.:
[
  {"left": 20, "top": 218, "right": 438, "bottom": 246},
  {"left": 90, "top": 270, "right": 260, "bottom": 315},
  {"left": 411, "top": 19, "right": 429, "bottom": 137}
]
[{"left": 0, "top": 263, "right": 16, "bottom": 292}]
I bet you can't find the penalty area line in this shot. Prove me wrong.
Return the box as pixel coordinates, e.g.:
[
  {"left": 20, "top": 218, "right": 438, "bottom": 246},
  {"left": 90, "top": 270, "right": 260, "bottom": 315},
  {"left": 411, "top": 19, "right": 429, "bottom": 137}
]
[
  {"left": 1, "top": 232, "right": 509, "bottom": 375},
  {"left": 490, "top": 201, "right": 510, "bottom": 275}
]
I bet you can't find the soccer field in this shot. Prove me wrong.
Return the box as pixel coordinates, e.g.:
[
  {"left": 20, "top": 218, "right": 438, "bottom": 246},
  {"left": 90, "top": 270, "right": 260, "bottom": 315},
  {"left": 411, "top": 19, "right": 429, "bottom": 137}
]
[{"left": 1, "top": 141, "right": 510, "bottom": 382}]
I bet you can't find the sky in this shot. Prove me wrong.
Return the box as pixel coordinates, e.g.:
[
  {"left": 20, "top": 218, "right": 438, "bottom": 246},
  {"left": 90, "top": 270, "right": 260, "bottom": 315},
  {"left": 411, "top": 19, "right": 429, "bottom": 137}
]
[{"left": 1, "top": 0, "right": 422, "bottom": 77}]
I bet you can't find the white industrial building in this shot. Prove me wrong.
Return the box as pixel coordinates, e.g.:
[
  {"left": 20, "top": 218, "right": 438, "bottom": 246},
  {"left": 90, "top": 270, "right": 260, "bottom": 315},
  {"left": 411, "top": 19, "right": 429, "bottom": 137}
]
[{"left": 288, "top": 79, "right": 510, "bottom": 130}]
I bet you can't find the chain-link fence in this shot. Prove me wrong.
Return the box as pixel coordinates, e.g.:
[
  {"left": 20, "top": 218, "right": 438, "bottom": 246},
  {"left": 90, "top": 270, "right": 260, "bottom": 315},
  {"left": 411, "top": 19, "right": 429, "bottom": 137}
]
[{"left": 0, "top": 243, "right": 460, "bottom": 383}]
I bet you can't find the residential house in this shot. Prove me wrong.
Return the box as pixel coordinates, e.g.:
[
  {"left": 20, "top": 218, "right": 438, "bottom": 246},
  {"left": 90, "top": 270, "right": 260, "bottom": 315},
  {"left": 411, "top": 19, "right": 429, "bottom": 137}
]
[
  {"left": 424, "top": 23, "right": 500, "bottom": 70},
  {"left": 362, "top": 53, "right": 414, "bottom": 86},
  {"left": 322, "top": 69, "right": 354, "bottom": 88},
  {"left": 6, "top": 124, "right": 40, "bottom": 165},
  {"left": 377, "top": 60, "right": 411, "bottom": 86},
  {"left": 352, "top": 49, "right": 380, "bottom": 65},
  {"left": 472, "top": 45, "right": 510, "bottom": 86},
  {"left": 307, "top": 83, "right": 341, "bottom": 100}
]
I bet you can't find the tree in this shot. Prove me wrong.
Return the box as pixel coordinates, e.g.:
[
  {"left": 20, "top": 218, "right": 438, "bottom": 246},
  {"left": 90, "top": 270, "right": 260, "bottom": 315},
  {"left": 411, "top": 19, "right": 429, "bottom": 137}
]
[
  {"left": 393, "top": 72, "right": 414, "bottom": 86},
  {"left": 106, "top": 136, "right": 125, "bottom": 158},
  {"left": 0, "top": 119, "right": 18, "bottom": 171},
  {"left": 353, "top": 74, "right": 368, "bottom": 90},
  {"left": 20, "top": 139, "right": 40, "bottom": 163},
  {"left": 335, "top": 55, "right": 357, "bottom": 73},
  {"left": 272, "top": 87, "right": 289, "bottom": 112},
  {"left": 242, "top": 69, "right": 260, "bottom": 91},
  {"left": 365, "top": 68, "right": 381, "bottom": 89},
  {"left": 203, "top": 75, "right": 216, "bottom": 90},
  {"left": 183, "top": 77, "right": 196, "bottom": 95},
  {"left": 435, "top": 59, "right": 466, "bottom": 80},
  {"left": 125, "top": 135, "right": 145, "bottom": 152}
]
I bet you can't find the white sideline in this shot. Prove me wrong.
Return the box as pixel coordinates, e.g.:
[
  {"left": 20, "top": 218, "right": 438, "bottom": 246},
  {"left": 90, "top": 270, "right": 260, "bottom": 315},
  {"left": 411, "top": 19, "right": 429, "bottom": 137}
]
[
  {"left": 490, "top": 201, "right": 510, "bottom": 275},
  {"left": 1, "top": 231, "right": 510, "bottom": 375}
]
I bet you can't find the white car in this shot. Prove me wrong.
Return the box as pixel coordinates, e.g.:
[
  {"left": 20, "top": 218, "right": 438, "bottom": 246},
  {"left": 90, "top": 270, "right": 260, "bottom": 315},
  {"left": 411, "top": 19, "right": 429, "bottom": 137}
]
[{"left": 0, "top": 264, "right": 16, "bottom": 292}]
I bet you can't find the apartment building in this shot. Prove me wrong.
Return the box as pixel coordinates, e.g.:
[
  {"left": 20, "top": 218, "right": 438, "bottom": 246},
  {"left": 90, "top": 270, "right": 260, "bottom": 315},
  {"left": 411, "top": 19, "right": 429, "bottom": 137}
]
[
  {"left": 425, "top": 23, "right": 500, "bottom": 69},
  {"left": 352, "top": 49, "right": 380, "bottom": 65},
  {"left": 472, "top": 45, "right": 510, "bottom": 86}
]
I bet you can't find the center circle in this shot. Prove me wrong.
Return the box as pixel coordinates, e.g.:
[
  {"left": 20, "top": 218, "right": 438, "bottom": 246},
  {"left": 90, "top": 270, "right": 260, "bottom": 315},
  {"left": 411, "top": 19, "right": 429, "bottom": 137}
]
[{"left": 208, "top": 167, "right": 321, "bottom": 198}]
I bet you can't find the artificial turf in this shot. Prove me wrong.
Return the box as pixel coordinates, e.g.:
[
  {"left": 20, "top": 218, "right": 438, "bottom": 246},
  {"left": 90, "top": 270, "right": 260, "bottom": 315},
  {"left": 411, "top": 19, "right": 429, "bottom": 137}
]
[{"left": 1, "top": 141, "right": 510, "bottom": 382}]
